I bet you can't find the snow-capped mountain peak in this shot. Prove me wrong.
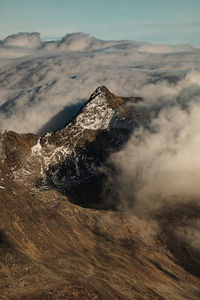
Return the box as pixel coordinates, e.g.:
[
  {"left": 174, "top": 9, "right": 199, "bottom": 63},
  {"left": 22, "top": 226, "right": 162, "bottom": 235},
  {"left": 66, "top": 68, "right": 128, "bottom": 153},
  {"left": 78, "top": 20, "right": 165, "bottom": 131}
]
[
  {"left": 71, "top": 86, "right": 118, "bottom": 130},
  {"left": 2, "top": 87, "right": 144, "bottom": 191}
]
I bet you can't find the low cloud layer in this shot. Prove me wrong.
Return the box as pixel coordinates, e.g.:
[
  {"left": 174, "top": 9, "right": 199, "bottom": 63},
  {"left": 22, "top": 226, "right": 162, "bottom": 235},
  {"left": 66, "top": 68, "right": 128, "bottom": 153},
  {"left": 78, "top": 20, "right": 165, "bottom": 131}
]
[{"left": 0, "top": 32, "right": 200, "bottom": 135}]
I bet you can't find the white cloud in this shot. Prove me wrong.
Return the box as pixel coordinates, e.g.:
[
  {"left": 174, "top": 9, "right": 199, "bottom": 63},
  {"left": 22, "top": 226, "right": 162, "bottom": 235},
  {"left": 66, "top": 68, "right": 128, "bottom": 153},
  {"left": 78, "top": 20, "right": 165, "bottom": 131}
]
[
  {"left": 111, "top": 92, "right": 200, "bottom": 212},
  {"left": 3, "top": 32, "right": 41, "bottom": 49}
]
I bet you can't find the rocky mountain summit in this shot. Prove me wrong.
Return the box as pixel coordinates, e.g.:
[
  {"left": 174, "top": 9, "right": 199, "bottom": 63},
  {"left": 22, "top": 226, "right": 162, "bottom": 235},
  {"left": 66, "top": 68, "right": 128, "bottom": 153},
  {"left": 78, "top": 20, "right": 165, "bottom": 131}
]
[{"left": 0, "top": 86, "right": 145, "bottom": 208}]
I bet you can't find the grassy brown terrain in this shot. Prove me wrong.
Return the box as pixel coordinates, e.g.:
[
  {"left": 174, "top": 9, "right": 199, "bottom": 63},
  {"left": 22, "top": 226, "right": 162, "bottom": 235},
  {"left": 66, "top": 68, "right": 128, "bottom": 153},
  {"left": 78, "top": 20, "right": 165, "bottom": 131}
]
[{"left": 0, "top": 163, "right": 200, "bottom": 299}]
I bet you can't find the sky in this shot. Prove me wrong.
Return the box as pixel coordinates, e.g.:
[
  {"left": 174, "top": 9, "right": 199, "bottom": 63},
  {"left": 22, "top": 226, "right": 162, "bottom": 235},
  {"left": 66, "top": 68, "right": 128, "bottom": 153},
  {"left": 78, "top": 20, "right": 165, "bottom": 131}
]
[{"left": 0, "top": 0, "right": 200, "bottom": 45}]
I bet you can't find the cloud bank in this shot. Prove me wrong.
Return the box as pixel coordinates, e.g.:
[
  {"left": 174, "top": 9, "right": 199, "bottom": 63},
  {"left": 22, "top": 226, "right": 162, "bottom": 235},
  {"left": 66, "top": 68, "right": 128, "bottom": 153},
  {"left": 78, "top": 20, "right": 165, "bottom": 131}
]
[
  {"left": 0, "top": 32, "right": 200, "bottom": 135},
  {"left": 3, "top": 32, "right": 42, "bottom": 49}
]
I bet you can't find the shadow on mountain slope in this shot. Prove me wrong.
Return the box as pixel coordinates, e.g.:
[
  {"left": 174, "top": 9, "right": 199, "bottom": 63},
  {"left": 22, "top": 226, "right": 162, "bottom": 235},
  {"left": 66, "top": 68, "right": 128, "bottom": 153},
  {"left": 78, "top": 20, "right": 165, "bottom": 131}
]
[
  {"left": 155, "top": 202, "right": 200, "bottom": 279},
  {"left": 45, "top": 128, "right": 128, "bottom": 210},
  {"left": 37, "top": 100, "right": 86, "bottom": 136}
]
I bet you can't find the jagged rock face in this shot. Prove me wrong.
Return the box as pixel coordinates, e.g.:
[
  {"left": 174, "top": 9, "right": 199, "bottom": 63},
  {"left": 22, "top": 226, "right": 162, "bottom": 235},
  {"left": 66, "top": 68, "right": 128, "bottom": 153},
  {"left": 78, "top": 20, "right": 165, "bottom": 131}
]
[{"left": 1, "top": 86, "right": 145, "bottom": 200}]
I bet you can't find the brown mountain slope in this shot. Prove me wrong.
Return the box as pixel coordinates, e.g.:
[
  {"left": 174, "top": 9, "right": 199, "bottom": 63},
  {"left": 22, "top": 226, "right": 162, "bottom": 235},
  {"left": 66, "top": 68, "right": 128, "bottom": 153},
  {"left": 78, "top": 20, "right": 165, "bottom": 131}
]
[{"left": 0, "top": 170, "right": 200, "bottom": 299}]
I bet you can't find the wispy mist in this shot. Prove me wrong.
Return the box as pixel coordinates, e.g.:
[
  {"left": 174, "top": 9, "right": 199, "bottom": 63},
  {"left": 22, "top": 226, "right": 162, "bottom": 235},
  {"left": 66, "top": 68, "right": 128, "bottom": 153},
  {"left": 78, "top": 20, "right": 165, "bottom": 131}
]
[{"left": 112, "top": 100, "right": 200, "bottom": 210}]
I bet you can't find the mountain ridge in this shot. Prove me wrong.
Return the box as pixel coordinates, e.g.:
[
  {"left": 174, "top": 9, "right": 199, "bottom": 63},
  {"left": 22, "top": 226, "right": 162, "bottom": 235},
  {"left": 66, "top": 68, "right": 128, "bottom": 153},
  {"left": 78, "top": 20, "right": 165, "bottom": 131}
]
[{"left": 1, "top": 86, "right": 145, "bottom": 205}]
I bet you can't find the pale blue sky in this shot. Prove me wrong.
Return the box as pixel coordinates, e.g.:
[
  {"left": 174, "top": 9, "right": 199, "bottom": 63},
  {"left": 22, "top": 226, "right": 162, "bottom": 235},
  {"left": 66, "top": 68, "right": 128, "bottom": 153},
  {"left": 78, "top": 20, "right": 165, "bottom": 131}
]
[{"left": 0, "top": 0, "right": 200, "bottom": 44}]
